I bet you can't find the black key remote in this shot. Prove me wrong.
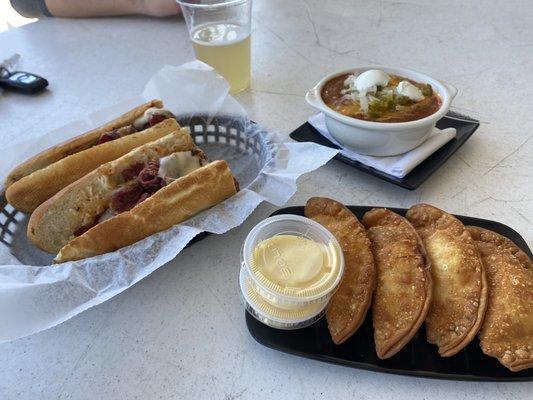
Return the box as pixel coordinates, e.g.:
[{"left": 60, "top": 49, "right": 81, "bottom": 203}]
[{"left": 0, "top": 67, "right": 48, "bottom": 94}]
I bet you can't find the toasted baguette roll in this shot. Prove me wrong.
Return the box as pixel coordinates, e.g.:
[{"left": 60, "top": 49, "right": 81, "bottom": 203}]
[
  {"left": 6, "top": 118, "right": 179, "bottom": 213},
  {"left": 5, "top": 100, "right": 163, "bottom": 189},
  {"left": 55, "top": 160, "right": 237, "bottom": 263},
  {"left": 28, "top": 129, "right": 195, "bottom": 253}
]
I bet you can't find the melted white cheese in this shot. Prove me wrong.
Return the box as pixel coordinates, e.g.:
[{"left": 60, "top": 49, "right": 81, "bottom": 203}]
[
  {"left": 133, "top": 107, "right": 175, "bottom": 130},
  {"left": 157, "top": 151, "right": 207, "bottom": 184}
]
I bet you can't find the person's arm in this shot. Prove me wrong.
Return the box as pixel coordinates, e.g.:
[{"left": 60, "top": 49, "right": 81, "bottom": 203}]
[
  {"left": 11, "top": 0, "right": 181, "bottom": 18},
  {"left": 46, "top": 0, "right": 181, "bottom": 17}
]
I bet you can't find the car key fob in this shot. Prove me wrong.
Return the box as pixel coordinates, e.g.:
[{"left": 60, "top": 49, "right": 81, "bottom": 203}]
[{"left": 0, "top": 68, "right": 48, "bottom": 94}]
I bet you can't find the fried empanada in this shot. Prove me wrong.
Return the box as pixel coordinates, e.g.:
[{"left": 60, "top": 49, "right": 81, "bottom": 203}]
[
  {"left": 468, "top": 226, "right": 533, "bottom": 372},
  {"left": 406, "top": 204, "right": 488, "bottom": 357},
  {"left": 362, "top": 208, "right": 432, "bottom": 359},
  {"left": 305, "top": 198, "right": 376, "bottom": 345}
]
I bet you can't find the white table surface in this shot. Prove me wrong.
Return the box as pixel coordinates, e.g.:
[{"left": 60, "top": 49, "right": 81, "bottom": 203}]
[{"left": 1, "top": 1, "right": 532, "bottom": 399}]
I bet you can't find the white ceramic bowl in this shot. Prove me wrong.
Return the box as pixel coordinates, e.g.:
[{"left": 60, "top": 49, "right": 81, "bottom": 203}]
[{"left": 305, "top": 66, "right": 458, "bottom": 156}]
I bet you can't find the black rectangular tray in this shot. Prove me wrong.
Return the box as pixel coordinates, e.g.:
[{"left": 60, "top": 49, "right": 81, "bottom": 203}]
[
  {"left": 245, "top": 206, "right": 533, "bottom": 381},
  {"left": 289, "top": 112, "right": 479, "bottom": 190}
]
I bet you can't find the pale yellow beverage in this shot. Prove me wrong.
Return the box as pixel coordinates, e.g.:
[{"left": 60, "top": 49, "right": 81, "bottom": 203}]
[{"left": 192, "top": 23, "right": 251, "bottom": 93}]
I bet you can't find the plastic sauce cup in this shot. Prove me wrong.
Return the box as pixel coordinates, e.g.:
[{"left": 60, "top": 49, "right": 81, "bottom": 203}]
[{"left": 240, "top": 215, "right": 345, "bottom": 329}]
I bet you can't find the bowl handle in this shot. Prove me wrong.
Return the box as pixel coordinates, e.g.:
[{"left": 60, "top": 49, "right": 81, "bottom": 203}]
[
  {"left": 444, "top": 83, "right": 458, "bottom": 99},
  {"left": 305, "top": 87, "right": 326, "bottom": 112}
]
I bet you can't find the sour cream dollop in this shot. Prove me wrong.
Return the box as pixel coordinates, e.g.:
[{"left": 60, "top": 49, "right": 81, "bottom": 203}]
[
  {"left": 342, "top": 70, "right": 391, "bottom": 112},
  {"left": 344, "top": 69, "right": 391, "bottom": 94},
  {"left": 396, "top": 80, "right": 424, "bottom": 101}
]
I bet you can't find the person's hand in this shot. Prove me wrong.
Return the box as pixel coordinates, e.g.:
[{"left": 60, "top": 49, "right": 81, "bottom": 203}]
[{"left": 136, "top": 0, "right": 182, "bottom": 17}]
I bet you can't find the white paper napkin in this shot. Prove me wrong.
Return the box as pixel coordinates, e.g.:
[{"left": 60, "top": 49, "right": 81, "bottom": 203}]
[{"left": 308, "top": 113, "right": 457, "bottom": 178}]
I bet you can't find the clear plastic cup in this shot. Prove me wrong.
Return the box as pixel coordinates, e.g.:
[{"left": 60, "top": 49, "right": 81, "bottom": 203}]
[
  {"left": 177, "top": 0, "right": 252, "bottom": 94},
  {"left": 240, "top": 267, "right": 328, "bottom": 330},
  {"left": 240, "top": 215, "right": 345, "bottom": 329}
]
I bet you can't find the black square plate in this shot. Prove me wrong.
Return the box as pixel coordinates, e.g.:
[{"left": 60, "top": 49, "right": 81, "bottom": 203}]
[
  {"left": 289, "top": 112, "right": 479, "bottom": 190},
  {"left": 245, "top": 206, "right": 533, "bottom": 381}
]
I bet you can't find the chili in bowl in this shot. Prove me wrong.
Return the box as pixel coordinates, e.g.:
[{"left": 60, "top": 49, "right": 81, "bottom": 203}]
[{"left": 305, "top": 67, "right": 457, "bottom": 156}]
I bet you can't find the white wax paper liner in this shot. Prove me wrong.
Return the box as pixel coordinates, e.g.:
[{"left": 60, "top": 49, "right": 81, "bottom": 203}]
[{"left": 0, "top": 61, "right": 338, "bottom": 343}]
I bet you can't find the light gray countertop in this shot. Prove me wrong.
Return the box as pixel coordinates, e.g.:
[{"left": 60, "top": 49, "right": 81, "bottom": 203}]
[{"left": 0, "top": 1, "right": 532, "bottom": 399}]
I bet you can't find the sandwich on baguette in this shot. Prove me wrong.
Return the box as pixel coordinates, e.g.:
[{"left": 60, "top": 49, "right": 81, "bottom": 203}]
[
  {"left": 27, "top": 129, "right": 239, "bottom": 263},
  {"left": 6, "top": 100, "right": 178, "bottom": 213}
]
